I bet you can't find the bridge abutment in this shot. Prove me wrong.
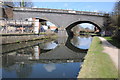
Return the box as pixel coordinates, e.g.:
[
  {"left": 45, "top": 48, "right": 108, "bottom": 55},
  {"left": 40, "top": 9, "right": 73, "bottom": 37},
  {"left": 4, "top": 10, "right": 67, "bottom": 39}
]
[{"left": 58, "top": 27, "right": 68, "bottom": 37}]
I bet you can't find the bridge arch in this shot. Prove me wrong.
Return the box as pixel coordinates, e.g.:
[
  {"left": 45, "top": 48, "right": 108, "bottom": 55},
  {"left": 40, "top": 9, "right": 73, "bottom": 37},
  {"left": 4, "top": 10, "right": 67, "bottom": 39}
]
[
  {"left": 66, "top": 20, "right": 102, "bottom": 36},
  {"left": 28, "top": 17, "right": 60, "bottom": 28}
]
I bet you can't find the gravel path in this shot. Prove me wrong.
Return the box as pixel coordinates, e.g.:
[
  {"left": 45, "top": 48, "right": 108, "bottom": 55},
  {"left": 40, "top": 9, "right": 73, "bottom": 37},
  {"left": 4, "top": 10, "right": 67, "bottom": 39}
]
[{"left": 99, "top": 37, "right": 119, "bottom": 70}]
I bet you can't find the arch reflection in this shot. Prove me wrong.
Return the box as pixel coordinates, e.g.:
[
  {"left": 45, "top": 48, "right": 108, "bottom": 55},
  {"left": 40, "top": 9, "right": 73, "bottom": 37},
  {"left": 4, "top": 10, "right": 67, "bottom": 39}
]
[
  {"left": 65, "top": 36, "right": 92, "bottom": 53},
  {"left": 2, "top": 35, "right": 93, "bottom": 78},
  {"left": 71, "top": 36, "right": 92, "bottom": 49}
]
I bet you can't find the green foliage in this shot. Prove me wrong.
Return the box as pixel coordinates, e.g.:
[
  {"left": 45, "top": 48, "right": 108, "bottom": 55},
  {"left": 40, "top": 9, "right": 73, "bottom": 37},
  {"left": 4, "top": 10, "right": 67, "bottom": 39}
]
[
  {"left": 21, "top": 0, "right": 25, "bottom": 7},
  {"left": 105, "top": 1, "right": 120, "bottom": 40},
  {"left": 16, "top": 40, "right": 20, "bottom": 43},
  {"left": 13, "top": 0, "right": 33, "bottom": 7},
  {"left": 104, "top": 37, "right": 120, "bottom": 49}
]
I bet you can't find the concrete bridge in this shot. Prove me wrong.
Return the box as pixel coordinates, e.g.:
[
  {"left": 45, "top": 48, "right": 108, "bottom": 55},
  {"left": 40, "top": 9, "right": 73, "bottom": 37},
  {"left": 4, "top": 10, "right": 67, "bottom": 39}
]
[{"left": 3, "top": 7, "right": 109, "bottom": 35}]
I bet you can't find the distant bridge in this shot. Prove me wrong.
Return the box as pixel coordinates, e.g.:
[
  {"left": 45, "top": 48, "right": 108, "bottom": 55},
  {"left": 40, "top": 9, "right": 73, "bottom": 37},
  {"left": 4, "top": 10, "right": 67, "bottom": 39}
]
[{"left": 3, "top": 7, "right": 109, "bottom": 35}]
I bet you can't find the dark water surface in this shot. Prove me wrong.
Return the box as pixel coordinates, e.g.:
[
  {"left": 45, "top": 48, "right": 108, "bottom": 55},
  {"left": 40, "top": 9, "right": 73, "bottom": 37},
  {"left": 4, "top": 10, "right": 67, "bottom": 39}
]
[{"left": 1, "top": 36, "right": 92, "bottom": 78}]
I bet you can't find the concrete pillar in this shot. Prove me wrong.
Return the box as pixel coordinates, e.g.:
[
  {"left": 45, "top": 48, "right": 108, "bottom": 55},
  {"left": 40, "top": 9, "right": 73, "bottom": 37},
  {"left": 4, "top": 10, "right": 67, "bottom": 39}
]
[
  {"left": 58, "top": 27, "right": 68, "bottom": 37},
  {"left": 33, "top": 18, "right": 40, "bottom": 34}
]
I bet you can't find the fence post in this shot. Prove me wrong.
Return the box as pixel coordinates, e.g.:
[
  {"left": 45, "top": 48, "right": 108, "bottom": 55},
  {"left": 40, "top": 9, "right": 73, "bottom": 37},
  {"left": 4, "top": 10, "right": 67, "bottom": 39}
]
[
  {"left": 5, "top": 19, "right": 7, "bottom": 34},
  {"left": 22, "top": 19, "right": 23, "bottom": 33}
]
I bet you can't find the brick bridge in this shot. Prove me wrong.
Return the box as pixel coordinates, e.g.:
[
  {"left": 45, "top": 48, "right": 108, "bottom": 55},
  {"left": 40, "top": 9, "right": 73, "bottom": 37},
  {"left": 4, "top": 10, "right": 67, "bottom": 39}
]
[{"left": 2, "top": 7, "right": 109, "bottom": 35}]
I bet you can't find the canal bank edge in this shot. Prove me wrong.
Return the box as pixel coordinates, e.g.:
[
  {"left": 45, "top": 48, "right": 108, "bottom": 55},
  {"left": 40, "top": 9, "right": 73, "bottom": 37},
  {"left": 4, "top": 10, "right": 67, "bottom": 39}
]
[
  {"left": 77, "top": 37, "right": 118, "bottom": 78},
  {"left": 1, "top": 34, "right": 57, "bottom": 45}
]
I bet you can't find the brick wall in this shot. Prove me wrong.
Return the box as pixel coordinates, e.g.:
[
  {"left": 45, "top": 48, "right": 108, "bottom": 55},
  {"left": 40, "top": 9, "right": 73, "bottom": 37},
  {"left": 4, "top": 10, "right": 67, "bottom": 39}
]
[{"left": 3, "top": 7, "right": 13, "bottom": 19}]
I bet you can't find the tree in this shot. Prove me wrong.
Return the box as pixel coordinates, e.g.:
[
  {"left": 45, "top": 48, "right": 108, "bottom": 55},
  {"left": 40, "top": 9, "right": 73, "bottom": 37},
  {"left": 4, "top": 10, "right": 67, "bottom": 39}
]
[
  {"left": 110, "top": 1, "right": 120, "bottom": 39},
  {"left": 112, "top": 1, "right": 120, "bottom": 38},
  {"left": 3, "top": 2, "right": 14, "bottom": 7},
  {"left": 14, "top": 0, "right": 33, "bottom": 7},
  {"left": 103, "top": 1, "right": 120, "bottom": 38},
  {"left": 114, "top": 1, "right": 120, "bottom": 15}
]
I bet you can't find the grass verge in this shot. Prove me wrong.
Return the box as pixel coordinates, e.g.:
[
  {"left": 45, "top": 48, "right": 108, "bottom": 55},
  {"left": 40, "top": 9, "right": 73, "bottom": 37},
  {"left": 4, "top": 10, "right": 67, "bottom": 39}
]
[
  {"left": 104, "top": 37, "right": 120, "bottom": 78},
  {"left": 104, "top": 37, "right": 120, "bottom": 49},
  {"left": 78, "top": 37, "right": 118, "bottom": 78}
]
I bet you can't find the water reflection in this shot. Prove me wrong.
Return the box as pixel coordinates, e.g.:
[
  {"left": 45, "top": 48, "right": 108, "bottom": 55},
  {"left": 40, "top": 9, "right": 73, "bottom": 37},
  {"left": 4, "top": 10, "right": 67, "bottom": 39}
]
[
  {"left": 2, "top": 36, "right": 92, "bottom": 78},
  {"left": 71, "top": 36, "right": 92, "bottom": 49},
  {"left": 40, "top": 41, "right": 58, "bottom": 50},
  {"left": 43, "top": 63, "right": 56, "bottom": 72}
]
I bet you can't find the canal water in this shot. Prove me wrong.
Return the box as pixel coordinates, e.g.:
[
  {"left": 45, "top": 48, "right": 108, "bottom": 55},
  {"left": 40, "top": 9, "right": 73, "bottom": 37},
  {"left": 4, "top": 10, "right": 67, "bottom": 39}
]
[{"left": 1, "top": 36, "right": 92, "bottom": 78}]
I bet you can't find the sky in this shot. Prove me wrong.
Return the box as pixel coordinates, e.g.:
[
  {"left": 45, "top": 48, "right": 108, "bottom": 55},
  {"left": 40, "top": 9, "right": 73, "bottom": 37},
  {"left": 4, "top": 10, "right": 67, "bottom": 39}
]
[
  {"left": 79, "top": 23, "right": 94, "bottom": 30},
  {"left": 33, "top": 2, "right": 115, "bottom": 13}
]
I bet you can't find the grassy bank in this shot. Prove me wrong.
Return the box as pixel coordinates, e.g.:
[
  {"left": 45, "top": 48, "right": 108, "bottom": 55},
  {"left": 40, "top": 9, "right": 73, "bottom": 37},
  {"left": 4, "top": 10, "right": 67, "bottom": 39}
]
[
  {"left": 78, "top": 37, "right": 118, "bottom": 78},
  {"left": 104, "top": 37, "right": 120, "bottom": 49}
]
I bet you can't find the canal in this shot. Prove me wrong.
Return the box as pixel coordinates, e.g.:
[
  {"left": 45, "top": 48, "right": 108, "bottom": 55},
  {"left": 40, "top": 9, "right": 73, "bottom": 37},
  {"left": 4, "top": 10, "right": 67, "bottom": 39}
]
[{"left": 1, "top": 35, "right": 92, "bottom": 78}]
